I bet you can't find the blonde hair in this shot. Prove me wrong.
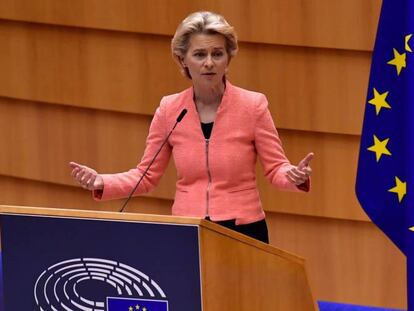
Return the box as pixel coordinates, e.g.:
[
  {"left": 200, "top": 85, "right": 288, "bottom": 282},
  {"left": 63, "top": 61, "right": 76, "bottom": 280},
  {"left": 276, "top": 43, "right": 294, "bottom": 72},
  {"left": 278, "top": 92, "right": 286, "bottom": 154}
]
[{"left": 171, "top": 11, "right": 238, "bottom": 78}]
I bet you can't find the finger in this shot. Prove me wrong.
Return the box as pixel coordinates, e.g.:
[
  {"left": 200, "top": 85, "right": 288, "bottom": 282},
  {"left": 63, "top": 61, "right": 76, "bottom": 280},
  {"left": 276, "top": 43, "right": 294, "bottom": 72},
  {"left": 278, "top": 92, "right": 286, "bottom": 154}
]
[
  {"left": 74, "top": 168, "right": 83, "bottom": 181},
  {"left": 71, "top": 167, "right": 81, "bottom": 178},
  {"left": 73, "top": 169, "right": 87, "bottom": 182},
  {"left": 81, "top": 171, "right": 94, "bottom": 185},
  {"left": 301, "top": 166, "right": 312, "bottom": 177},
  {"left": 87, "top": 174, "right": 98, "bottom": 190},
  {"left": 87, "top": 174, "right": 96, "bottom": 189},
  {"left": 82, "top": 171, "right": 94, "bottom": 186},
  {"left": 288, "top": 168, "right": 309, "bottom": 185},
  {"left": 290, "top": 167, "right": 308, "bottom": 179},
  {"left": 286, "top": 172, "right": 298, "bottom": 185},
  {"left": 75, "top": 168, "right": 88, "bottom": 182},
  {"left": 286, "top": 170, "right": 305, "bottom": 185},
  {"left": 286, "top": 169, "right": 299, "bottom": 179},
  {"left": 297, "top": 152, "right": 314, "bottom": 170}
]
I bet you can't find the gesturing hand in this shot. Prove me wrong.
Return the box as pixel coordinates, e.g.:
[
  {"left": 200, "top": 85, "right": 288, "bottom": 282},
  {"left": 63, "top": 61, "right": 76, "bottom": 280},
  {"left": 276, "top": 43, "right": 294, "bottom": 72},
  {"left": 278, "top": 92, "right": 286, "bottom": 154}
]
[
  {"left": 69, "top": 162, "right": 104, "bottom": 191},
  {"left": 286, "top": 152, "right": 314, "bottom": 186}
]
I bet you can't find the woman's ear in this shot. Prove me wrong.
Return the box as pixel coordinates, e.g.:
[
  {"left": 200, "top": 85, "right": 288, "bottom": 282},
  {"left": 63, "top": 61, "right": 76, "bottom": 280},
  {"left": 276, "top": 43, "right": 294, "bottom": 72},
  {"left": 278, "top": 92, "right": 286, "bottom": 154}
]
[
  {"left": 174, "top": 55, "right": 191, "bottom": 79},
  {"left": 178, "top": 56, "right": 186, "bottom": 68}
]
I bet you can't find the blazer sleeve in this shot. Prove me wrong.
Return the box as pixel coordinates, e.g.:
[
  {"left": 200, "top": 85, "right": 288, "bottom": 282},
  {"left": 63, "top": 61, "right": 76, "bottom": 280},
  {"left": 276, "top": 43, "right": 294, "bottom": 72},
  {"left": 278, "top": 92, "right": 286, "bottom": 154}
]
[
  {"left": 93, "top": 99, "right": 172, "bottom": 201},
  {"left": 254, "top": 94, "right": 308, "bottom": 192}
]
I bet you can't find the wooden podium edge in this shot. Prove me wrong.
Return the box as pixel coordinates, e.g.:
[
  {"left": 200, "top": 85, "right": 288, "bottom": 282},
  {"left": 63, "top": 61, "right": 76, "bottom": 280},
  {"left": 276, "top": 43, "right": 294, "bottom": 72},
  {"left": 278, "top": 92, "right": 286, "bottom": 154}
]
[{"left": 0, "top": 204, "right": 305, "bottom": 264}]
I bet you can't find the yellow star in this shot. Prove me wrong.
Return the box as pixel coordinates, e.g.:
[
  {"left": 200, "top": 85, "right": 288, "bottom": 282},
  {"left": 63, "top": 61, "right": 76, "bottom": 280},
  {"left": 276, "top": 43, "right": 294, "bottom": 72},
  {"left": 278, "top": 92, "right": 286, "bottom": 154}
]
[
  {"left": 129, "top": 307, "right": 133, "bottom": 311},
  {"left": 388, "top": 176, "right": 406, "bottom": 203},
  {"left": 136, "top": 305, "right": 140, "bottom": 310},
  {"left": 142, "top": 308, "right": 147, "bottom": 311},
  {"left": 387, "top": 48, "right": 406, "bottom": 75},
  {"left": 367, "top": 135, "right": 392, "bottom": 162},
  {"left": 406, "top": 34, "right": 412, "bottom": 52},
  {"left": 368, "top": 88, "right": 391, "bottom": 115},
  {"left": 410, "top": 227, "right": 414, "bottom": 232}
]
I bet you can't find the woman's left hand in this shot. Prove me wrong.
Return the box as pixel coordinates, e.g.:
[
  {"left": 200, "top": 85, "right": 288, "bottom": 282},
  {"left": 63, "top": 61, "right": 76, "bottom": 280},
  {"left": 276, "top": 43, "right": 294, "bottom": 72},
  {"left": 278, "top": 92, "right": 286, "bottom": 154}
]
[{"left": 286, "top": 152, "right": 314, "bottom": 185}]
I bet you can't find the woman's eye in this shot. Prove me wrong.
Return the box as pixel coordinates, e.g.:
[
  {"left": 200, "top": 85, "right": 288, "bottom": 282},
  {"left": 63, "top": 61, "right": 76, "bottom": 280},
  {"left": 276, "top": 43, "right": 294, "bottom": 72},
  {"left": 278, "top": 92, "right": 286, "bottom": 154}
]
[
  {"left": 194, "top": 52, "right": 205, "bottom": 58},
  {"left": 213, "top": 51, "right": 223, "bottom": 57}
]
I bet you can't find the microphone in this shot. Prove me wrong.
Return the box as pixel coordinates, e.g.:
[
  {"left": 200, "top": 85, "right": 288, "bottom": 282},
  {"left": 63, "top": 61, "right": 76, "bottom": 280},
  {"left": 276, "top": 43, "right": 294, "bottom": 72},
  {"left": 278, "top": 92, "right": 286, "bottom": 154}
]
[
  {"left": 119, "top": 108, "right": 187, "bottom": 212},
  {"left": 176, "top": 109, "right": 187, "bottom": 122}
]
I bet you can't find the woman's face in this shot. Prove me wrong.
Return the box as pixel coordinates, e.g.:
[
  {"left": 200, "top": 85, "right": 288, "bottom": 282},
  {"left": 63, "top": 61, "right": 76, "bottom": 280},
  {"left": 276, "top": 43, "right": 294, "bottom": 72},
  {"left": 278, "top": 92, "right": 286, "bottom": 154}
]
[{"left": 181, "top": 33, "right": 229, "bottom": 87}]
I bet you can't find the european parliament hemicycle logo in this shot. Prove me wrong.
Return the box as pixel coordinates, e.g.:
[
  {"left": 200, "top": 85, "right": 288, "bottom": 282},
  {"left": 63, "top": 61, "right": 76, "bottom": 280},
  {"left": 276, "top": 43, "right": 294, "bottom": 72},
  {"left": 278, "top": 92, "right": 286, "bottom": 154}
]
[{"left": 33, "top": 258, "right": 168, "bottom": 311}]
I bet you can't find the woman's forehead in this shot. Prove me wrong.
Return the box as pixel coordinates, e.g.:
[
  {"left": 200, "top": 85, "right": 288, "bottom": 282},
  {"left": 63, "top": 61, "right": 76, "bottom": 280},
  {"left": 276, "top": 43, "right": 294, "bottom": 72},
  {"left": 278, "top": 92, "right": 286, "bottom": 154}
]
[{"left": 188, "top": 33, "right": 226, "bottom": 50}]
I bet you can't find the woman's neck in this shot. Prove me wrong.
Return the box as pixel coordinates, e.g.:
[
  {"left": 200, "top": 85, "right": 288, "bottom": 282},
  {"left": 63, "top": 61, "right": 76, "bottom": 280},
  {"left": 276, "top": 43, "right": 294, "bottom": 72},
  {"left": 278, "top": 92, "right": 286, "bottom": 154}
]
[
  {"left": 193, "top": 81, "right": 225, "bottom": 107},
  {"left": 193, "top": 81, "right": 226, "bottom": 123}
]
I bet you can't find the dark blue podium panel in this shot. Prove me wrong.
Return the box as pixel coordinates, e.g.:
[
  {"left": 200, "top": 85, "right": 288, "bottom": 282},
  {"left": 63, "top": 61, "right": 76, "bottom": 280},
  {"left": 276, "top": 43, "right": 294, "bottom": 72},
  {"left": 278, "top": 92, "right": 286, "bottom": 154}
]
[{"left": 0, "top": 214, "right": 202, "bottom": 311}]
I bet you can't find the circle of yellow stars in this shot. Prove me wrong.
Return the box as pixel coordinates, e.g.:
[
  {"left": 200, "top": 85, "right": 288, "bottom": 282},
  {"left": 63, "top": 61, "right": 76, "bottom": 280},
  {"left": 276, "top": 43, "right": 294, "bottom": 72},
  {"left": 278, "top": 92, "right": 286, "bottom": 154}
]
[{"left": 366, "top": 33, "right": 412, "bottom": 211}]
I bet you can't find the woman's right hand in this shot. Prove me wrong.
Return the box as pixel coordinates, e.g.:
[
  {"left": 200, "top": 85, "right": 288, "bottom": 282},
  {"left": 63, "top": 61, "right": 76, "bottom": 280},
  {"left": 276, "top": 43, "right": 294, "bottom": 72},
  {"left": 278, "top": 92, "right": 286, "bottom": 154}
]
[{"left": 69, "top": 162, "right": 104, "bottom": 191}]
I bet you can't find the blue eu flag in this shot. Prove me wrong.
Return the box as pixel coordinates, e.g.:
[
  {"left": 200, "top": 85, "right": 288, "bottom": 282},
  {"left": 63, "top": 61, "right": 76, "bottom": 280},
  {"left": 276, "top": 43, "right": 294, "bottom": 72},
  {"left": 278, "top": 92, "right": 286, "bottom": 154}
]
[
  {"left": 356, "top": 0, "right": 414, "bottom": 309},
  {"left": 107, "top": 297, "right": 168, "bottom": 311}
]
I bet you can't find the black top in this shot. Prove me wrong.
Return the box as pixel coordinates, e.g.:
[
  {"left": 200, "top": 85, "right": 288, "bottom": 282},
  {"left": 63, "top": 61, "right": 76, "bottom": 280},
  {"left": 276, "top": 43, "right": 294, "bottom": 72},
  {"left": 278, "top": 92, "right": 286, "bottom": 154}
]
[{"left": 201, "top": 122, "right": 214, "bottom": 139}]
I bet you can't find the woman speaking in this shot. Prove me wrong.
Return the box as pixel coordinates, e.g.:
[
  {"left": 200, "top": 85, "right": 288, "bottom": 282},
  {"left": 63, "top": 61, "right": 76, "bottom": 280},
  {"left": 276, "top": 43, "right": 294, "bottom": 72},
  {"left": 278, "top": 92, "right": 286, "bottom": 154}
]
[{"left": 70, "top": 11, "right": 313, "bottom": 243}]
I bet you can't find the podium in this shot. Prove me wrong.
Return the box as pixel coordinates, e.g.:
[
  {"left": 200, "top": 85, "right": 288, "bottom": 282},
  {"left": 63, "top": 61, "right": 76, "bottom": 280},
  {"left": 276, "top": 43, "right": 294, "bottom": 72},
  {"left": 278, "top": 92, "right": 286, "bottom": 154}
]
[{"left": 0, "top": 205, "right": 316, "bottom": 310}]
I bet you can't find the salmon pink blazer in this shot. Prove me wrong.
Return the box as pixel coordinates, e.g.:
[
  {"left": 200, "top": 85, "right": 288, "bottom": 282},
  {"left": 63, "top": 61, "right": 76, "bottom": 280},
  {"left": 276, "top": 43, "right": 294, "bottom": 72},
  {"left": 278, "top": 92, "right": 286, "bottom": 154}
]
[{"left": 94, "top": 81, "right": 307, "bottom": 224}]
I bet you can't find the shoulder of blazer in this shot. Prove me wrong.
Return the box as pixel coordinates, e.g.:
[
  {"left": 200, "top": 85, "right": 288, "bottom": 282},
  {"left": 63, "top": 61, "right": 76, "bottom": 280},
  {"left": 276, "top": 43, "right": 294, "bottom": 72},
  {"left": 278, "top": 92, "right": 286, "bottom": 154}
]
[
  {"left": 161, "top": 87, "right": 192, "bottom": 108},
  {"left": 159, "top": 86, "right": 193, "bottom": 121},
  {"left": 228, "top": 83, "right": 265, "bottom": 101},
  {"left": 226, "top": 82, "right": 269, "bottom": 117}
]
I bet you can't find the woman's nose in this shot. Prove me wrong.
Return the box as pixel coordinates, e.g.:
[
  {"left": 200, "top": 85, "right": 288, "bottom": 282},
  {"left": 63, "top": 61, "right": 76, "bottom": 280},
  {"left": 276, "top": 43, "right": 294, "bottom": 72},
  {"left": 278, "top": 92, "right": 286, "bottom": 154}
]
[{"left": 204, "top": 55, "right": 214, "bottom": 68}]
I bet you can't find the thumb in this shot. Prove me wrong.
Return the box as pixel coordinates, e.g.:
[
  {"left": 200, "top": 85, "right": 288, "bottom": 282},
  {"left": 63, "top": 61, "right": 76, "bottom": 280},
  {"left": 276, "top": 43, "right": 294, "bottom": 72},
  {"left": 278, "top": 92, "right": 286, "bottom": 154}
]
[
  {"left": 69, "top": 161, "right": 81, "bottom": 169},
  {"left": 69, "top": 162, "right": 88, "bottom": 171},
  {"left": 297, "top": 152, "right": 314, "bottom": 170}
]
